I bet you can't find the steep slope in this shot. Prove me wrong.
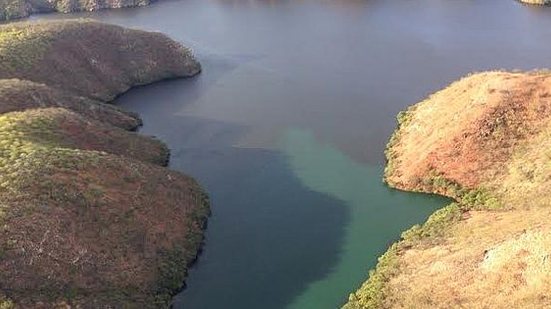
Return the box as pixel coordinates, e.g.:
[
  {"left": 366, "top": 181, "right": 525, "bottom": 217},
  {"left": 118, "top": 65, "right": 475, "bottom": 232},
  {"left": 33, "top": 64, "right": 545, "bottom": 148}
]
[
  {"left": 0, "top": 20, "right": 208, "bottom": 307},
  {"left": 345, "top": 71, "right": 551, "bottom": 308}
]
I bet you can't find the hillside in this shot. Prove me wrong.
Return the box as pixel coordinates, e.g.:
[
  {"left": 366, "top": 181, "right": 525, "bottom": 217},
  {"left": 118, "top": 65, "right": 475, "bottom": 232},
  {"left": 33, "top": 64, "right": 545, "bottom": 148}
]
[
  {"left": 0, "top": 79, "right": 142, "bottom": 130},
  {"left": 0, "top": 0, "right": 154, "bottom": 21},
  {"left": 0, "top": 20, "right": 208, "bottom": 308},
  {"left": 345, "top": 71, "right": 551, "bottom": 308},
  {"left": 0, "top": 20, "right": 201, "bottom": 101}
]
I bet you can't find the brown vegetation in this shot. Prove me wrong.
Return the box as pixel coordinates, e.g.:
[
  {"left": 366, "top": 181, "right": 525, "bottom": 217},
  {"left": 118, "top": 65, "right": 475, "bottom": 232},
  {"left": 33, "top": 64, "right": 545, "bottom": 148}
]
[
  {"left": 0, "top": 20, "right": 201, "bottom": 101},
  {"left": 345, "top": 71, "right": 551, "bottom": 308},
  {"left": 0, "top": 20, "right": 208, "bottom": 307},
  {"left": 0, "top": 79, "right": 142, "bottom": 130}
]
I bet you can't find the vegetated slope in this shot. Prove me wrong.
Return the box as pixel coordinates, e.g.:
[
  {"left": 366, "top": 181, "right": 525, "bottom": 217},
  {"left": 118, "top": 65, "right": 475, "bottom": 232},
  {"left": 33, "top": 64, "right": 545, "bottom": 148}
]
[
  {"left": 0, "top": 79, "right": 142, "bottom": 130},
  {"left": 0, "top": 0, "right": 154, "bottom": 21},
  {"left": 0, "top": 20, "right": 201, "bottom": 101},
  {"left": 345, "top": 71, "right": 551, "bottom": 308},
  {"left": 0, "top": 20, "right": 208, "bottom": 308}
]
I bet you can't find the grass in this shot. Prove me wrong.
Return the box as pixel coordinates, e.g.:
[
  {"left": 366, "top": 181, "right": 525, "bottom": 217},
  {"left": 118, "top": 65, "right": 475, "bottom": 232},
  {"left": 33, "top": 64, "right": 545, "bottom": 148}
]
[
  {"left": 0, "top": 25, "right": 54, "bottom": 72},
  {"left": 0, "top": 0, "right": 29, "bottom": 20},
  {"left": 0, "top": 20, "right": 207, "bottom": 307},
  {"left": 346, "top": 71, "right": 551, "bottom": 308},
  {"left": 344, "top": 203, "right": 463, "bottom": 309},
  {"left": 0, "top": 20, "right": 201, "bottom": 101},
  {"left": 0, "top": 106, "right": 207, "bottom": 309},
  {"left": 0, "top": 79, "right": 142, "bottom": 130}
]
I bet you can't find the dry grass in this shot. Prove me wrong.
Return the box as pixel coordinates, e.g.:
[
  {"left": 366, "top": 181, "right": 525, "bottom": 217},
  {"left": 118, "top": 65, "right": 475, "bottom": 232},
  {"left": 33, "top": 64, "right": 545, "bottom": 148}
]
[
  {"left": 386, "top": 71, "right": 551, "bottom": 199},
  {"left": 346, "top": 71, "right": 551, "bottom": 308},
  {"left": 383, "top": 208, "right": 551, "bottom": 308}
]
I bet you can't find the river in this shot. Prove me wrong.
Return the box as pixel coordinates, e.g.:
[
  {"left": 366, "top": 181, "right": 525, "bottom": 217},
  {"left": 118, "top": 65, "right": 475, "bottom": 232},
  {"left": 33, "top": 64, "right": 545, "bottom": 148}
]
[{"left": 33, "top": 0, "right": 551, "bottom": 307}]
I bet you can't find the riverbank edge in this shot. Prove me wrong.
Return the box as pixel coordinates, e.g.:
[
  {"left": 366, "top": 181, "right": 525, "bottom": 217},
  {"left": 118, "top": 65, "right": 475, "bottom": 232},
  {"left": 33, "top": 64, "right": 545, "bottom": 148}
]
[
  {"left": 109, "top": 68, "right": 214, "bottom": 305},
  {"left": 0, "top": 20, "right": 211, "bottom": 307},
  {"left": 109, "top": 69, "right": 215, "bottom": 306},
  {"left": 342, "top": 70, "right": 550, "bottom": 308},
  {"left": 1, "top": 0, "right": 159, "bottom": 22}
]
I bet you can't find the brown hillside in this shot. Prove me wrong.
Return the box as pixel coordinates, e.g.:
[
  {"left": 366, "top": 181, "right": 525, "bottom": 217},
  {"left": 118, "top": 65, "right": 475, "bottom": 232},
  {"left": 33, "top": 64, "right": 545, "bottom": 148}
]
[
  {"left": 345, "top": 71, "right": 551, "bottom": 309},
  {"left": 0, "top": 79, "right": 142, "bottom": 130},
  {"left": 0, "top": 20, "right": 208, "bottom": 307},
  {"left": 0, "top": 19, "right": 201, "bottom": 101},
  {"left": 0, "top": 128, "right": 209, "bottom": 307},
  {"left": 385, "top": 71, "right": 551, "bottom": 204},
  {"left": 2, "top": 107, "right": 169, "bottom": 165}
]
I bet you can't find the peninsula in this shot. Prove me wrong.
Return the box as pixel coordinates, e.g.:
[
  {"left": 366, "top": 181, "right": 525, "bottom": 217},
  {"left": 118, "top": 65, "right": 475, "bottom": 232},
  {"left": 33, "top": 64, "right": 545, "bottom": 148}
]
[
  {"left": 345, "top": 71, "right": 551, "bottom": 308},
  {"left": 0, "top": 20, "right": 208, "bottom": 307}
]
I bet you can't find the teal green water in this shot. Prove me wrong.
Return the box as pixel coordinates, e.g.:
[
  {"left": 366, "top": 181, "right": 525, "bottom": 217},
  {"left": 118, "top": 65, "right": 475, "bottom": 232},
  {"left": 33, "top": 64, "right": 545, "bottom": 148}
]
[{"left": 282, "top": 128, "right": 446, "bottom": 308}]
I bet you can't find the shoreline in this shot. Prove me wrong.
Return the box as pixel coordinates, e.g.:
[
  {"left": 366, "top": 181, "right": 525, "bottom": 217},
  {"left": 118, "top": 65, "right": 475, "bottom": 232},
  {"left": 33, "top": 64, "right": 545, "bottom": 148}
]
[
  {"left": 345, "top": 70, "right": 551, "bottom": 308},
  {"left": 0, "top": 20, "right": 210, "bottom": 307}
]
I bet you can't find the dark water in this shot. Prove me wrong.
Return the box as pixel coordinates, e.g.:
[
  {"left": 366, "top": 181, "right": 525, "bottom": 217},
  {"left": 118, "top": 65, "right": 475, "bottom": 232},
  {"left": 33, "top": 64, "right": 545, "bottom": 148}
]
[{"left": 34, "top": 0, "right": 551, "bottom": 308}]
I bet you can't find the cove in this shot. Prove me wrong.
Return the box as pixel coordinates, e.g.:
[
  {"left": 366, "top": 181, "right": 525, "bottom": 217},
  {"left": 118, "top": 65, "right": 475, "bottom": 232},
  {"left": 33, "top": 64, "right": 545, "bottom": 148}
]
[
  {"left": 33, "top": 0, "right": 551, "bottom": 307},
  {"left": 97, "top": 58, "right": 446, "bottom": 308}
]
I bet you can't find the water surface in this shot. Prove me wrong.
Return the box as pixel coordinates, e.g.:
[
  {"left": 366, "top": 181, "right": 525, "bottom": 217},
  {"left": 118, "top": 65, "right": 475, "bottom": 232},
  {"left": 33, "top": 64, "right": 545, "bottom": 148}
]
[{"left": 35, "top": 0, "right": 551, "bottom": 308}]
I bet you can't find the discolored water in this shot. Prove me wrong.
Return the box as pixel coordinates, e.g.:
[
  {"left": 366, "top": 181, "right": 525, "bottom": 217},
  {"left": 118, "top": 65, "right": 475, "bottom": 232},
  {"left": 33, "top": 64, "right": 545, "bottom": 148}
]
[{"left": 34, "top": 0, "right": 551, "bottom": 307}]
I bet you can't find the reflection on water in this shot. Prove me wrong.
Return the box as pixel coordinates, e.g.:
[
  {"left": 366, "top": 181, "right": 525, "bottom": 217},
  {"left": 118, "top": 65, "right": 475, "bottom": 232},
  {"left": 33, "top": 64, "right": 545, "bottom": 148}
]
[{"left": 33, "top": 0, "right": 551, "bottom": 307}]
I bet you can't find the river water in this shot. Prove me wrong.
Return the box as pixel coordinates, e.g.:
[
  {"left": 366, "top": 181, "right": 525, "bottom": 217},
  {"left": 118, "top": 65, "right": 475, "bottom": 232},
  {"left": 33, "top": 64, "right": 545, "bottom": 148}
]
[{"left": 34, "top": 0, "right": 551, "bottom": 308}]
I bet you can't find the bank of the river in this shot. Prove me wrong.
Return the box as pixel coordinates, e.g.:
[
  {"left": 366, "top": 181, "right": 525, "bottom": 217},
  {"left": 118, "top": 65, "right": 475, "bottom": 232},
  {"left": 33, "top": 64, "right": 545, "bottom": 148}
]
[
  {"left": 346, "top": 71, "right": 551, "bottom": 308},
  {"left": 0, "top": 19, "right": 208, "bottom": 307},
  {"left": 0, "top": 0, "right": 156, "bottom": 21}
]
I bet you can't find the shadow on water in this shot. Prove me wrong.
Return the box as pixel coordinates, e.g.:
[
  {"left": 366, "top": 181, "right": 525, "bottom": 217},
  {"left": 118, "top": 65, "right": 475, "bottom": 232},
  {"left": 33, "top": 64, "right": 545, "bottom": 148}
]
[
  {"left": 116, "top": 55, "right": 350, "bottom": 309},
  {"left": 115, "top": 59, "right": 448, "bottom": 307},
  {"left": 173, "top": 139, "right": 350, "bottom": 309}
]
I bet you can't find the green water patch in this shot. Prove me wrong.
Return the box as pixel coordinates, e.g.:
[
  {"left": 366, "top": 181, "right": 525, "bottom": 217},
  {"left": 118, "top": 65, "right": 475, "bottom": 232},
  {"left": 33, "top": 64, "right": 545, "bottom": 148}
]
[{"left": 281, "top": 128, "right": 449, "bottom": 309}]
